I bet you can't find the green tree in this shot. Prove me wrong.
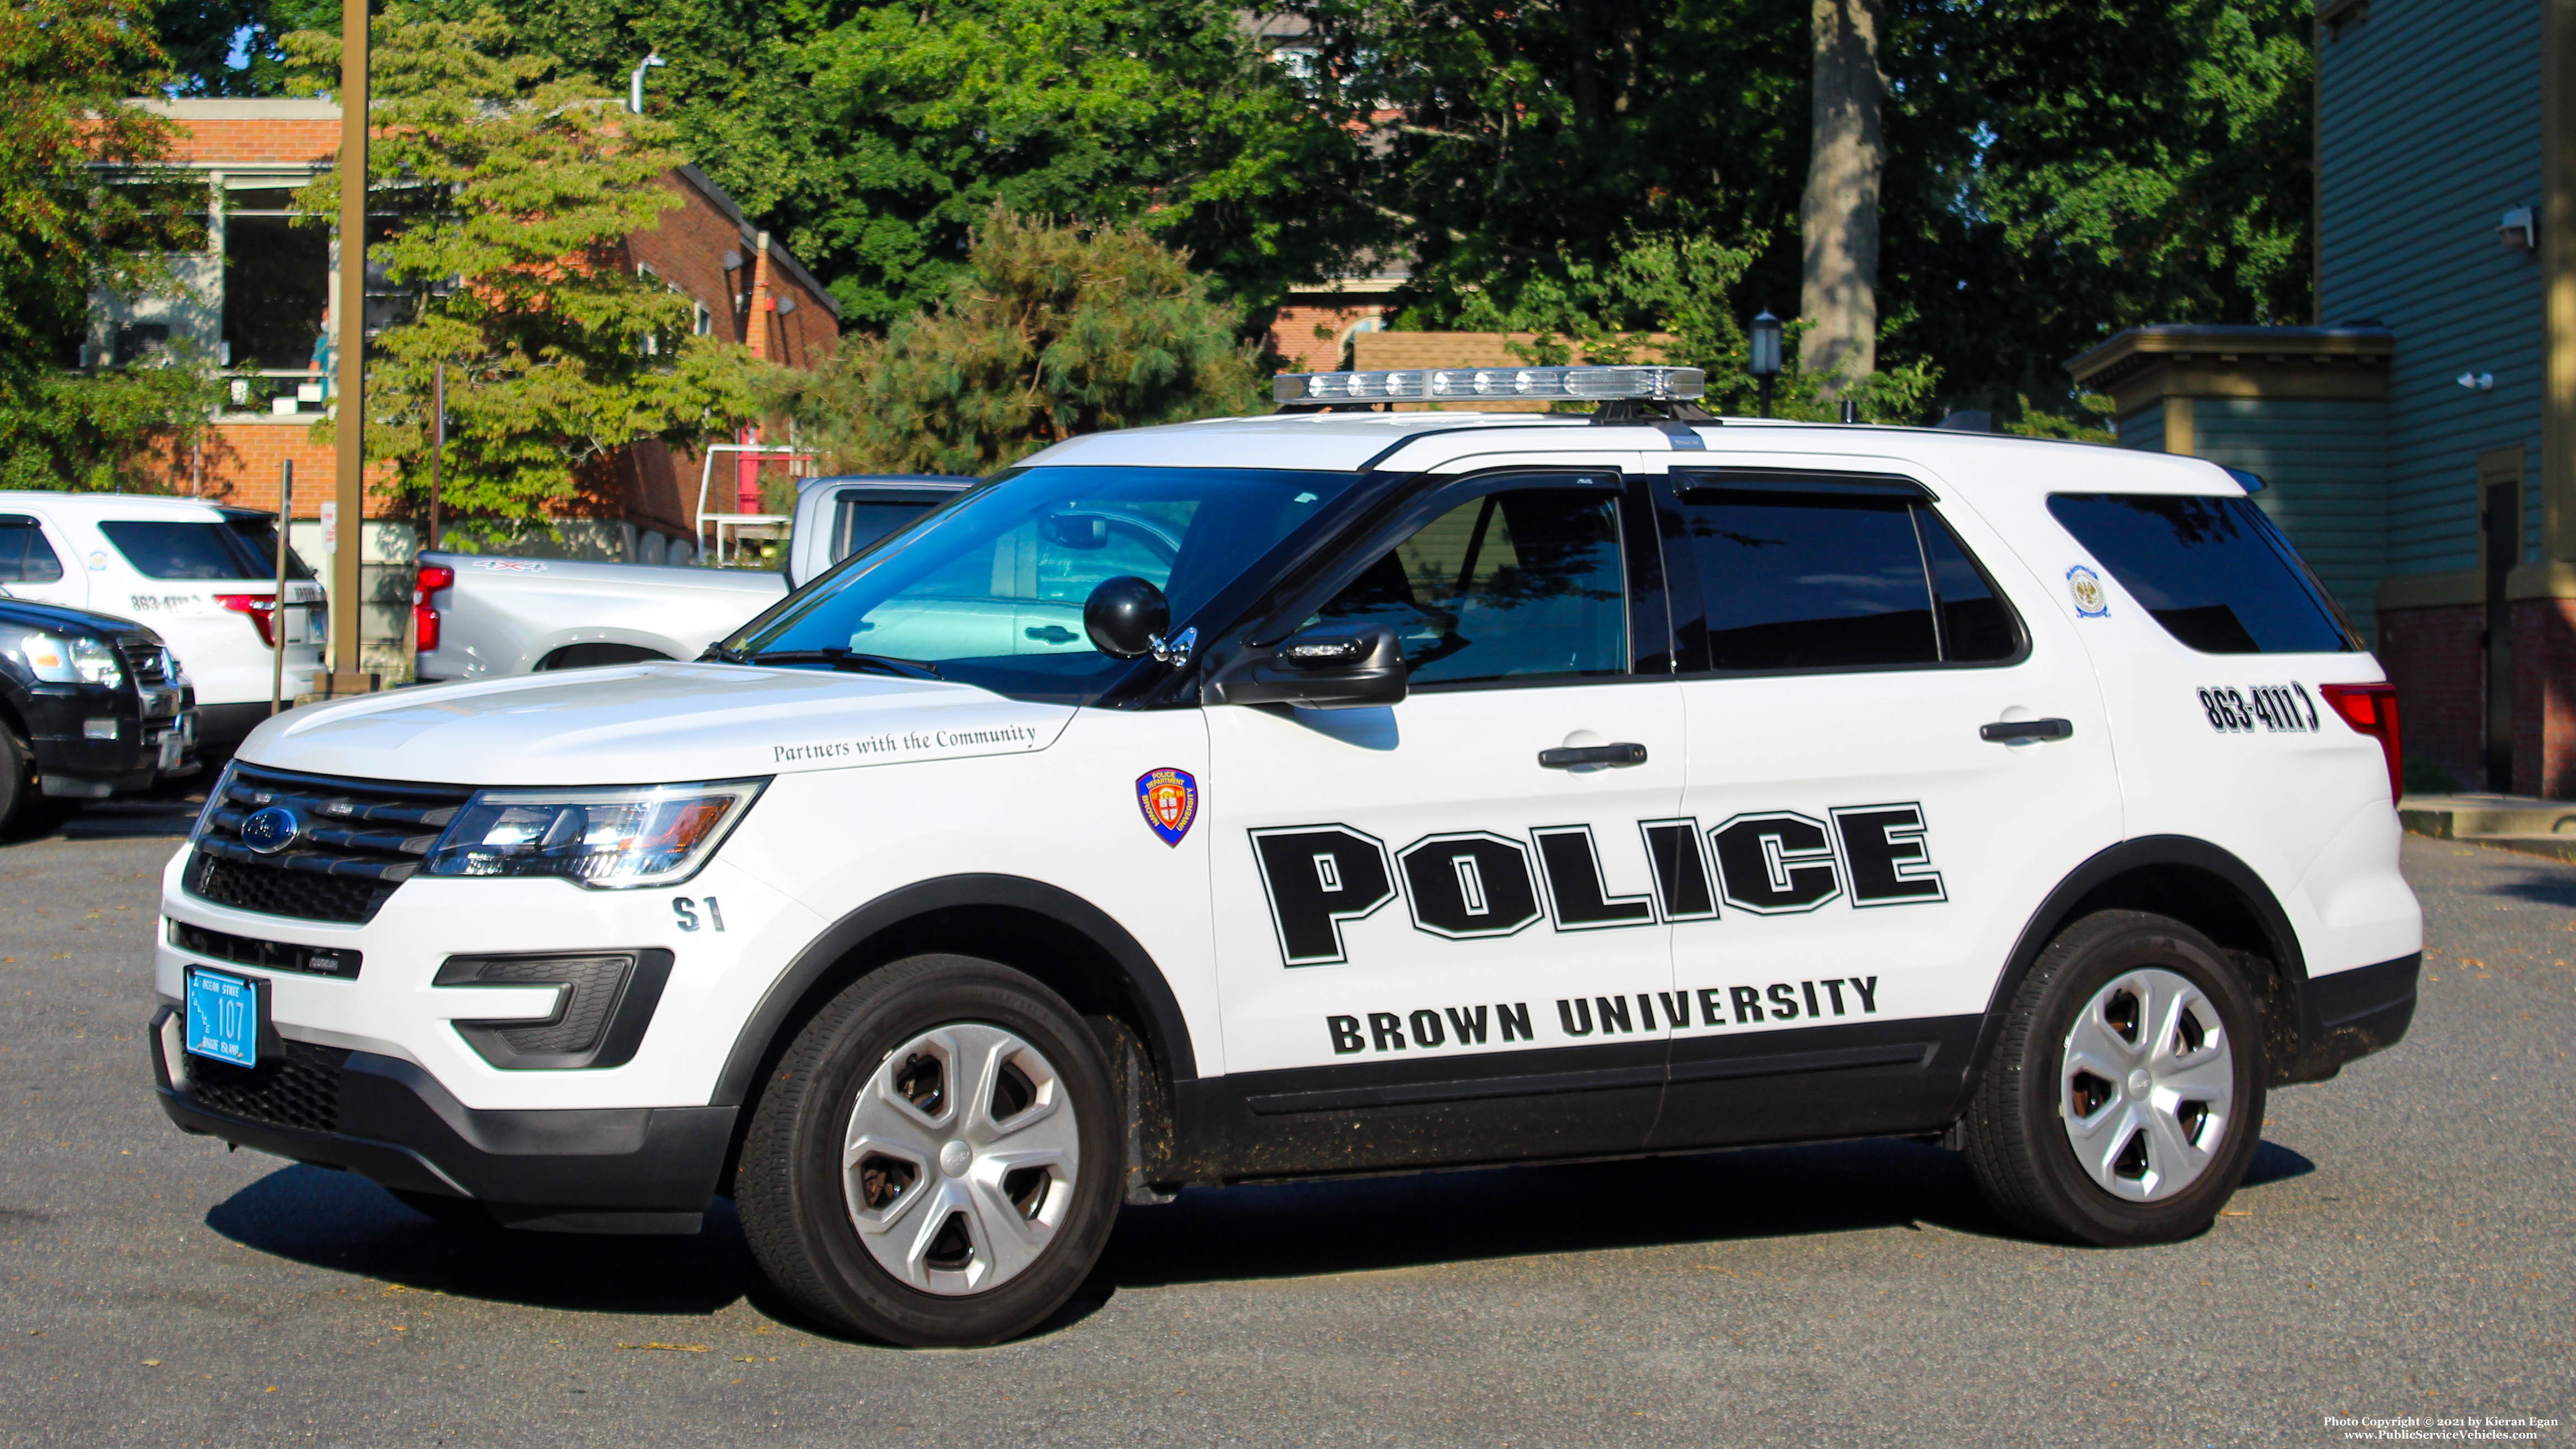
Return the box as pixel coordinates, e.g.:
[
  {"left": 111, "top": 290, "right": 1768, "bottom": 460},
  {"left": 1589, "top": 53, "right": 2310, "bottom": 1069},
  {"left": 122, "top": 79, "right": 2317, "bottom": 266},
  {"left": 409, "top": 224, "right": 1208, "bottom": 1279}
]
[
  {"left": 285, "top": 4, "right": 775, "bottom": 521},
  {"left": 152, "top": 0, "right": 337, "bottom": 96},
  {"left": 0, "top": 0, "right": 222, "bottom": 490},
  {"left": 1427, "top": 229, "right": 1937, "bottom": 422},
  {"left": 1294, "top": 0, "right": 2313, "bottom": 422},
  {"left": 368, "top": 0, "right": 1370, "bottom": 329},
  {"left": 777, "top": 209, "right": 1264, "bottom": 475}
]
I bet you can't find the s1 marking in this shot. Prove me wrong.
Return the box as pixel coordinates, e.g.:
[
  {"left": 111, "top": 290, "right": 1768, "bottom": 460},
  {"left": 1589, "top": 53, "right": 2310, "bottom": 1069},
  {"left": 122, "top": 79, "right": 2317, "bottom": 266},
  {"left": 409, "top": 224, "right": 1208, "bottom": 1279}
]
[
  {"left": 2199, "top": 683, "right": 2319, "bottom": 734},
  {"left": 673, "top": 896, "right": 725, "bottom": 932}
]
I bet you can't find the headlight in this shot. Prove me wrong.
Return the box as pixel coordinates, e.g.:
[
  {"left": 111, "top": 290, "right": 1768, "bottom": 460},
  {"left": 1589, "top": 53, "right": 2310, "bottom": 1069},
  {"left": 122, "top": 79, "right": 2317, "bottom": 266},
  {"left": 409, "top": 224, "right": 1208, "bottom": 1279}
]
[
  {"left": 421, "top": 779, "right": 765, "bottom": 887},
  {"left": 23, "top": 633, "right": 124, "bottom": 690}
]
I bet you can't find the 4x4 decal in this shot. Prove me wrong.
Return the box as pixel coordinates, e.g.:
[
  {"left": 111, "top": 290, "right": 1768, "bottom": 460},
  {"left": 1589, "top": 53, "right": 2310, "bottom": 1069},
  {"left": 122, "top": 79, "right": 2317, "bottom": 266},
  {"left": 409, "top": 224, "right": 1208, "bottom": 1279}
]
[{"left": 1251, "top": 803, "right": 1945, "bottom": 966}]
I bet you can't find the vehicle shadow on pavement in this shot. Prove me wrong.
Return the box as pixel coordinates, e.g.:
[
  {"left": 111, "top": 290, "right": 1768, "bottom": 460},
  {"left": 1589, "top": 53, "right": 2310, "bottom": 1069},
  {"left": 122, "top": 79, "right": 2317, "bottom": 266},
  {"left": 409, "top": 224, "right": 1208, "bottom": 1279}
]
[
  {"left": 204, "top": 1136, "right": 2319, "bottom": 1338},
  {"left": 1095, "top": 1134, "right": 2317, "bottom": 1289},
  {"left": 206, "top": 1164, "right": 764, "bottom": 1317},
  {"left": 2480, "top": 862, "right": 2576, "bottom": 909}
]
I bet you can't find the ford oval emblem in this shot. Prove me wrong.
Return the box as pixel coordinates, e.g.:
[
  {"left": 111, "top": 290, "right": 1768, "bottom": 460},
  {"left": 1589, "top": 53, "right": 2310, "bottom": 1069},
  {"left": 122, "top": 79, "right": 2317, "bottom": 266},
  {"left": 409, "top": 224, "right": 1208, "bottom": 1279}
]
[{"left": 239, "top": 806, "right": 300, "bottom": 855}]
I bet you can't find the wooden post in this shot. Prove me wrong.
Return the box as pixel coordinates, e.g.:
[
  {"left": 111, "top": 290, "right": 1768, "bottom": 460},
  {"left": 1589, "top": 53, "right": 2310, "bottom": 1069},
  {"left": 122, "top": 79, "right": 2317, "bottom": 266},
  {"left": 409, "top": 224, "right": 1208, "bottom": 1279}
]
[
  {"left": 271, "top": 461, "right": 292, "bottom": 715},
  {"left": 427, "top": 360, "right": 443, "bottom": 551},
  {"left": 325, "top": 0, "right": 376, "bottom": 697}
]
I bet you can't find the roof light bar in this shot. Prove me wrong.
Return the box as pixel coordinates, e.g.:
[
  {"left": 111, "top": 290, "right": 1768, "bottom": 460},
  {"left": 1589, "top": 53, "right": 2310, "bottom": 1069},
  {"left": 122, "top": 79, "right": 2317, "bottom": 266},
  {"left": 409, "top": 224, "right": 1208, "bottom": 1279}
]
[{"left": 1273, "top": 364, "right": 1706, "bottom": 406}]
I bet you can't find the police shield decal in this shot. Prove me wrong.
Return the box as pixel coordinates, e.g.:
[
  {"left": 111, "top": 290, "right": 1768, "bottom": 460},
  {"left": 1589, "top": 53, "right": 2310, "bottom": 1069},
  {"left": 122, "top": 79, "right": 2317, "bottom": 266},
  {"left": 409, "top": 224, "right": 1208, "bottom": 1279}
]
[{"left": 1136, "top": 767, "right": 1199, "bottom": 847}]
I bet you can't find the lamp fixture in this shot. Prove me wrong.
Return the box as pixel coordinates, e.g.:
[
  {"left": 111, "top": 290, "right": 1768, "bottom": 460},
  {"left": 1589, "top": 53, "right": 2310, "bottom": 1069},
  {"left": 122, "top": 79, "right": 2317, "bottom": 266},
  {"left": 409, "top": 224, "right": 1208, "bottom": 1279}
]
[
  {"left": 1747, "top": 310, "right": 1783, "bottom": 419},
  {"left": 2499, "top": 205, "right": 2537, "bottom": 252},
  {"left": 2457, "top": 371, "right": 2495, "bottom": 391}
]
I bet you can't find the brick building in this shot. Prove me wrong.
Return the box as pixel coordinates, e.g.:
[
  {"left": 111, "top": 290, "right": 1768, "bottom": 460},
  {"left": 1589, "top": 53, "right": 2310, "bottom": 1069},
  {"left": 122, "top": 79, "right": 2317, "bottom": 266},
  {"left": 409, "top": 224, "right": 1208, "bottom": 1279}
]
[
  {"left": 95, "top": 99, "right": 841, "bottom": 669},
  {"left": 2068, "top": 0, "right": 2574, "bottom": 797}
]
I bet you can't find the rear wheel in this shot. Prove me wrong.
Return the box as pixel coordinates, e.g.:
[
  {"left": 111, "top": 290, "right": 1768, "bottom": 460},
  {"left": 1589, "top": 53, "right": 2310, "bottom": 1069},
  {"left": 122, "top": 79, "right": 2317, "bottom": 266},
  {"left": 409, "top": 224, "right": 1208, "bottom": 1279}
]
[
  {"left": 1960, "top": 910, "right": 2266, "bottom": 1245},
  {"left": 736, "top": 955, "right": 1121, "bottom": 1346}
]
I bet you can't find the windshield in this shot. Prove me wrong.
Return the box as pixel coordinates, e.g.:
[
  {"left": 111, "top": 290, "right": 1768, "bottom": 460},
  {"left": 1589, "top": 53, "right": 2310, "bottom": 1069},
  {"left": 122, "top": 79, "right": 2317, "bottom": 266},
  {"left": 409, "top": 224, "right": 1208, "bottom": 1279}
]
[{"left": 724, "top": 466, "right": 1364, "bottom": 703}]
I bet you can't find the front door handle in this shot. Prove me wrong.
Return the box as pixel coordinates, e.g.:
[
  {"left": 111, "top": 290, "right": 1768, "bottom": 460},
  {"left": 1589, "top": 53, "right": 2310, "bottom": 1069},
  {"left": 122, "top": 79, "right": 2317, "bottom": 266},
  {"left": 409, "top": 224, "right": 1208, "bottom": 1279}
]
[
  {"left": 1538, "top": 742, "right": 1648, "bottom": 769},
  {"left": 1980, "top": 718, "right": 2074, "bottom": 743}
]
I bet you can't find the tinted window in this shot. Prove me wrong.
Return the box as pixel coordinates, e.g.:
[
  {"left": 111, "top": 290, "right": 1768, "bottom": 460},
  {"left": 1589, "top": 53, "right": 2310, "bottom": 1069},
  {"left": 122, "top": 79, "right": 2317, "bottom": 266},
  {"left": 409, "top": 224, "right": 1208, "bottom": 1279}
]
[
  {"left": 2048, "top": 494, "right": 2355, "bottom": 654},
  {"left": 99, "top": 519, "right": 305, "bottom": 580},
  {"left": 222, "top": 513, "right": 311, "bottom": 579},
  {"left": 0, "top": 517, "right": 64, "bottom": 583},
  {"left": 1679, "top": 488, "right": 1938, "bottom": 670},
  {"left": 831, "top": 497, "right": 944, "bottom": 564},
  {"left": 1313, "top": 486, "right": 1627, "bottom": 687},
  {"left": 1919, "top": 511, "right": 2020, "bottom": 663}
]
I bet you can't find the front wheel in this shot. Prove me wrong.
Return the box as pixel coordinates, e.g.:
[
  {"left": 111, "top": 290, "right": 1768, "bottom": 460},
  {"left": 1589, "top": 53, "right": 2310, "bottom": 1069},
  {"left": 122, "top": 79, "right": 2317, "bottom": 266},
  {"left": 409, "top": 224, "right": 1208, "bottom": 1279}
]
[
  {"left": 1960, "top": 910, "right": 2266, "bottom": 1245},
  {"left": 736, "top": 955, "right": 1122, "bottom": 1346}
]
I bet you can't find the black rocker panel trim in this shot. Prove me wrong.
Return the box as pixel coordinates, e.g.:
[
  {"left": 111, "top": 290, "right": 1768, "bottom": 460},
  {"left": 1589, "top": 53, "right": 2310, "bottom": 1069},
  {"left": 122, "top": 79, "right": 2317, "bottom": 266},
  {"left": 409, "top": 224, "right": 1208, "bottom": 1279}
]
[
  {"left": 711, "top": 873, "right": 1198, "bottom": 1108},
  {"left": 1172, "top": 1037, "right": 1665, "bottom": 1182},
  {"left": 1650, "top": 1013, "right": 1978, "bottom": 1151}
]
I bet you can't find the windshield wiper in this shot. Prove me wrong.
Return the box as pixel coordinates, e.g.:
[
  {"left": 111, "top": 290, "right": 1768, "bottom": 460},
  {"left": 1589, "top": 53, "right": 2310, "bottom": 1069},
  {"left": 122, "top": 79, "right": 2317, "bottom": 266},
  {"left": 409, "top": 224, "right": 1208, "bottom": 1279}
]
[
  {"left": 744, "top": 647, "right": 942, "bottom": 680},
  {"left": 700, "top": 643, "right": 750, "bottom": 664}
]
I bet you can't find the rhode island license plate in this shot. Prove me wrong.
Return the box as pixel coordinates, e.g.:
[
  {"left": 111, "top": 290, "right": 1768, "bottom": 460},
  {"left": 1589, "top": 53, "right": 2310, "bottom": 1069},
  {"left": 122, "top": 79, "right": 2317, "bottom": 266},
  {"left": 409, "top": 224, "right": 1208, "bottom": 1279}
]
[{"left": 184, "top": 967, "right": 259, "bottom": 1068}]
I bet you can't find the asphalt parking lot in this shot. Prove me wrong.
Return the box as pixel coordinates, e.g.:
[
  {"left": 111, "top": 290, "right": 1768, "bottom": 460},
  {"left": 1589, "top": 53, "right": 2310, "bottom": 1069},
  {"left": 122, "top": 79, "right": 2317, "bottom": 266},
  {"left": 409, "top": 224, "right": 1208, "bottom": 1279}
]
[{"left": 0, "top": 811, "right": 2566, "bottom": 1448}]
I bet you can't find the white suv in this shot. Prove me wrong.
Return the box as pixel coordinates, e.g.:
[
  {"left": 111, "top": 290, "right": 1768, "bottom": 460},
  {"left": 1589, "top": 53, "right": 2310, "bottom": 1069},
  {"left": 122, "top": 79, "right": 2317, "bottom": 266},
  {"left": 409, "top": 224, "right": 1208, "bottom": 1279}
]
[
  {"left": 149, "top": 368, "right": 2420, "bottom": 1347},
  {"left": 0, "top": 494, "right": 325, "bottom": 751}
]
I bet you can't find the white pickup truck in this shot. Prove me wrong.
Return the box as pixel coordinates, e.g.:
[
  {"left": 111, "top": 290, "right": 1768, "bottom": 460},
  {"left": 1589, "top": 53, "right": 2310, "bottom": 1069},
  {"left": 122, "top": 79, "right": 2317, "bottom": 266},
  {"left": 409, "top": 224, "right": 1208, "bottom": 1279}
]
[{"left": 414, "top": 475, "right": 966, "bottom": 682}]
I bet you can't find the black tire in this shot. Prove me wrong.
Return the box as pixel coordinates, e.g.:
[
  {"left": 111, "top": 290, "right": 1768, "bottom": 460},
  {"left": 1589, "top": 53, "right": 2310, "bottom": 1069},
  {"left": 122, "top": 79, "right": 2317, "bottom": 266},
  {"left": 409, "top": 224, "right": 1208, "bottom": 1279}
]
[
  {"left": 387, "top": 1188, "right": 496, "bottom": 1231},
  {"left": 736, "top": 955, "right": 1122, "bottom": 1347},
  {"left": 0, "top": 723, "right": 67, "bottom": 839},
  {"left": 1960, "top": 910, "right": 2267, "bottom": 1246}
]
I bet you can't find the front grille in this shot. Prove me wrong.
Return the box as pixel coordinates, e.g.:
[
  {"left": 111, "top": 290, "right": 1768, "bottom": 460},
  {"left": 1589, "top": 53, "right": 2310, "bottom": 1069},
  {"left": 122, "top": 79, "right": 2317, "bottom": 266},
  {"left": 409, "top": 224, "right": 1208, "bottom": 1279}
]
[
  {"left": 182, "top": 1038, "right": 350, "bottom": 1134},
  {"left": 185, "top": 763, "right": 472, "bottom": 924},
  {"left": 167, "top": 918, "right": 361, "bottom": 978},
  {"left": 117, "top": 637, "right": 169, "bottom": 686}
]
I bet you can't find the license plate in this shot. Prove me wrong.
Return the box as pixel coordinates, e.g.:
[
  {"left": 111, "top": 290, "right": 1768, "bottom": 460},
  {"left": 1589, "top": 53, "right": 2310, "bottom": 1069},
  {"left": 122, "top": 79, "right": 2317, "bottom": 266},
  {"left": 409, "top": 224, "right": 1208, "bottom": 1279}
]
[
  {"left": 156, "top": 730, "right": 184, "bottom": 770},
  {"left": 184, "top": 967, "right": 260, "bottom": 1068}
]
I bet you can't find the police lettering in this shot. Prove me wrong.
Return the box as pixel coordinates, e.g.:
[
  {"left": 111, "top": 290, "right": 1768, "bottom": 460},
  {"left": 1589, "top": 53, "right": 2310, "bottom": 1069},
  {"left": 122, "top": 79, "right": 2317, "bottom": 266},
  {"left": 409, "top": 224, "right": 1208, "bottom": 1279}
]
[{"left": 1255, "top": 806, "right": 1941, "bottom": 965}]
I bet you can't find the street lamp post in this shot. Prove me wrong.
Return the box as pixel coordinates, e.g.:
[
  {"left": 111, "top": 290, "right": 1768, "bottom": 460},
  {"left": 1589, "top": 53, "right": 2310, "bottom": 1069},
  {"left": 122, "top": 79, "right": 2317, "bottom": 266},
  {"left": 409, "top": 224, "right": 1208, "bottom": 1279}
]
[{"left": 1748, "top": 310, "right": 1783, "bottom": 420}]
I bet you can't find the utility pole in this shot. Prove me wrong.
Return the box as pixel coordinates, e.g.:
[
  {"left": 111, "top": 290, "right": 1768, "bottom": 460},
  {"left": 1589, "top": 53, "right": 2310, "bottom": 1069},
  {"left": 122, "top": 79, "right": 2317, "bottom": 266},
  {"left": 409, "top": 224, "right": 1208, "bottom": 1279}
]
[{"left": 325, "top": 0, "right": 377, "bottom": 696}]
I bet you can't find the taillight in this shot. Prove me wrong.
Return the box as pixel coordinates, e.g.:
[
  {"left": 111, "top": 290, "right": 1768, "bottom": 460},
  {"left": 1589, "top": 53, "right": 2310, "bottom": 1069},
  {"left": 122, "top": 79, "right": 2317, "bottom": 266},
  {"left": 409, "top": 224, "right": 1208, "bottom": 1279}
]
[
  {"left": 2319, "top": 682, "right": 2403, "bottom": 803},
  {"left": 414, "top": 564, "right": 454, "bottom": 654},
  {"left": 215, "top": 593, "right": 278, "bottom": 648}
]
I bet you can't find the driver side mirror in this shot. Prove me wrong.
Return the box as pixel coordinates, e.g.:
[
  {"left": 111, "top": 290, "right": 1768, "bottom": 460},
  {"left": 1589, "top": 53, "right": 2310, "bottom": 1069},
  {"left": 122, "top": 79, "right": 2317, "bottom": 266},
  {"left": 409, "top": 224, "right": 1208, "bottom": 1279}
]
[
  {"left": 1205, "top": 623, "right": 1407, "bottom": 710},
  {"left": 1083, "top": 575, "right": 1170, "bottom": 660}
]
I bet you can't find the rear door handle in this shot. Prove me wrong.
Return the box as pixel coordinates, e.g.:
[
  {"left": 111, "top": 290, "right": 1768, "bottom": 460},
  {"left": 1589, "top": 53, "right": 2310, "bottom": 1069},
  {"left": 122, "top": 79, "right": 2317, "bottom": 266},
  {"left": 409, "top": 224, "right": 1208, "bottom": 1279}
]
[
  {"left": 1538, "top": 742, "right": 1648, "bottom": 769},
  {"left": 1980, "top": 718, "right": 2074, "bottom": 743}
]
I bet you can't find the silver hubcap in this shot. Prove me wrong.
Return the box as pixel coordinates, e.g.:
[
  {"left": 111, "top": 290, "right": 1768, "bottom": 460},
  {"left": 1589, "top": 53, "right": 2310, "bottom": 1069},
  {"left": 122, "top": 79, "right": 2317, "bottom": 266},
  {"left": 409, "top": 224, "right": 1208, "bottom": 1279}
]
[
  {"left": 842, "top": 1024, "right": 1079, "bottom": 1295},
  {"left": 2058, "top": 968, "right": 2235, "bottom": 1202}
]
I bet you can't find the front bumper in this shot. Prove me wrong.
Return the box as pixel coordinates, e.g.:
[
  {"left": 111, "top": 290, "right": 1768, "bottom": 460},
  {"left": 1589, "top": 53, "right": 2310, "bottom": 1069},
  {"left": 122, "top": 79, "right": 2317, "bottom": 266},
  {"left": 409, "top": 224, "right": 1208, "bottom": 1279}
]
[
  {"left": 150, "top": 1004, "right": 733, "bottom": 1232},
  {"left": 28, "top": 680, "right": 196, "bottom": 795}
]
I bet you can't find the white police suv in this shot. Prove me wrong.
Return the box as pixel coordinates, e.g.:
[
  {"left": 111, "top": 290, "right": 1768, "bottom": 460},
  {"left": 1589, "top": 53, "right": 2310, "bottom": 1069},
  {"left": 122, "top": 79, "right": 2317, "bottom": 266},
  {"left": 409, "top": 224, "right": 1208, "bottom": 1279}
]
[{"left": 151, "top": 367, "right": 2421, "bottom": 1347}]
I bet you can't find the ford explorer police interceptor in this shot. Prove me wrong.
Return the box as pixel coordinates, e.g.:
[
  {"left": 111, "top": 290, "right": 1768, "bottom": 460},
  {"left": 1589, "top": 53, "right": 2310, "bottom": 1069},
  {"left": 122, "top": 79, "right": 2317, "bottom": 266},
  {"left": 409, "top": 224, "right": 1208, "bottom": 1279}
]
[{"left": 149, "top": 367, "right": 2421, "bottom": 1347}]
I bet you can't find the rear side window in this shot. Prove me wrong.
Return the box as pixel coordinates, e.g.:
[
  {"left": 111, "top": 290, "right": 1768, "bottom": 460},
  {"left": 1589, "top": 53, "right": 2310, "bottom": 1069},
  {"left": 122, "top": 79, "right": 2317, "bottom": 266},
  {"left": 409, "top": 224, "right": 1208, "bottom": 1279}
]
[
  {"left": 831, "top": 495, "right": 944, "bottom": 564},
  {"left": 0, "top": 516, "right": 64, "bottom": 583},
  {"left": 2047, "top": 494, "right": 2355, "bottom": 654},
  {"left": 1671, "top": 482, "right": 2021, "bottom": 671},
  {"left": 98, "top": 518, "right": 305, "bottom": 581},
  {"left": 222, "top": 513, "right": 313, "bottom": 580}
]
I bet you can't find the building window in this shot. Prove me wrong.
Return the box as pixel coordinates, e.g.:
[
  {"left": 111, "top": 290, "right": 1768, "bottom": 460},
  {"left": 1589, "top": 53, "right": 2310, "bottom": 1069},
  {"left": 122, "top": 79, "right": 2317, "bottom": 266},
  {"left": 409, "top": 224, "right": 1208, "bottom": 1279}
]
[{"left": 221, "top": 183, "right": 330, "bottom": 374}]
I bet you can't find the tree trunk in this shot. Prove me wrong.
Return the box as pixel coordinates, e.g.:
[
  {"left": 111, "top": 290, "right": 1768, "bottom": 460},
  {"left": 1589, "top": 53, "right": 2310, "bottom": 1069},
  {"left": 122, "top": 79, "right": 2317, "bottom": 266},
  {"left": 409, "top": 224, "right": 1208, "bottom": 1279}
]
[{"left": 1799, "top": 0, "right": 1884, "bottom": 395}]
